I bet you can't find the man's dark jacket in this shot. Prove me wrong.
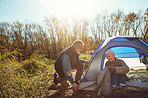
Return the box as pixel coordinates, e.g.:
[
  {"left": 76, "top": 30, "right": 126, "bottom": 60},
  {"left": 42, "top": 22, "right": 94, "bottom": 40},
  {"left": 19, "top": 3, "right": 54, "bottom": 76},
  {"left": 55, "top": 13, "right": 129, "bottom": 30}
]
[{"left": 54, "top": 46, "right": 79, "bottom": 78}]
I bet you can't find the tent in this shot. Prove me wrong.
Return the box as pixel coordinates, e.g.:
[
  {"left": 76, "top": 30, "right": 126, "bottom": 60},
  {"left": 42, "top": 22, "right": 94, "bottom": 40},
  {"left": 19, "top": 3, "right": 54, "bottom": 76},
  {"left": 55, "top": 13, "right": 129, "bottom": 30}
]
[{"left": 79, "top": 36, "right": 148, "bottom": 91}]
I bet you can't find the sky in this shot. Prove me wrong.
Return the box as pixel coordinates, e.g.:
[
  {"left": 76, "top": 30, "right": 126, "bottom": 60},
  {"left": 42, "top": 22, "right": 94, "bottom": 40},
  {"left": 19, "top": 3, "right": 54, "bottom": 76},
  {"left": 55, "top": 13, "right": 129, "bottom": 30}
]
[{"left": 0, "top": 0, "right": 148, "bottom": 24}]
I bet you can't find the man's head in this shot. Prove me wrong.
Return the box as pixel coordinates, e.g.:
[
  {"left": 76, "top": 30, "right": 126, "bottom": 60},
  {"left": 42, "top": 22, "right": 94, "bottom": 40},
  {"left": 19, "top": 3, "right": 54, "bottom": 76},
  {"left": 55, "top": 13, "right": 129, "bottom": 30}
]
[
  {"left": 71, "top": 40, "right": 84, "bottom": 54},
  {"left": 105, "top": 49, "right": 115, "bottom": 62}
]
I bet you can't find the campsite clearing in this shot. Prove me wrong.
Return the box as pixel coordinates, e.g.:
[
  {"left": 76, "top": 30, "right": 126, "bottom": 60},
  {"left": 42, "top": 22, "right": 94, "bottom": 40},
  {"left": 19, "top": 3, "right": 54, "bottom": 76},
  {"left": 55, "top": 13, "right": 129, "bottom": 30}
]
[{"left": 48, "top": 69, "right": 148, "bottom": 98}]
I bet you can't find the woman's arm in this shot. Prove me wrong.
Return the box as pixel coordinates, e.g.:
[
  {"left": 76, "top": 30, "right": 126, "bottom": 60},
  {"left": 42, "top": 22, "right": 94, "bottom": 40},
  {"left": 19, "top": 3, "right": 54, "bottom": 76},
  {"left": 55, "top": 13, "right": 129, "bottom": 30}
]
[{"left": 115, "top": 59, "right": 129, "bottom": 74}]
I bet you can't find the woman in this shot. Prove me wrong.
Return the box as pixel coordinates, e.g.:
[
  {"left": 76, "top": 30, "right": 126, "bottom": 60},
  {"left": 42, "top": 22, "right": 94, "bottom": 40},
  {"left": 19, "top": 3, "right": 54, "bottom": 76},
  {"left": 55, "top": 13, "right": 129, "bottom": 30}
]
[{"left": 105, "top": 49, "right": 129, "bottom": 94}]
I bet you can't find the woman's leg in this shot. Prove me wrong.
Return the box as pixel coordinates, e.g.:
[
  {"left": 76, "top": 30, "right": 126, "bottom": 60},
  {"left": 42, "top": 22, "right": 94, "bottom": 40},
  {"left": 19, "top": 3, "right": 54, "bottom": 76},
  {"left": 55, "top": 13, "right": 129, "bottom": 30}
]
[
  {"left": 118, "top": 74, "right": 127, "bottom": 86},
  {"left": 111, "top": 72, "right": 118, "bottom": 87}
]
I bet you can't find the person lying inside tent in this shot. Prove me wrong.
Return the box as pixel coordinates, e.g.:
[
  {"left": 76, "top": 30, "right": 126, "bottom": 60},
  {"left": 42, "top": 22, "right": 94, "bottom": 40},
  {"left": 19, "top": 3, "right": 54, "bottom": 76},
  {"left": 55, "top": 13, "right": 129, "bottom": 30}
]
[
  {"left": 54, "top": 40, "right": 90, "bottom": 92},
  {"left": 105, "top": 49, "right": 129, "bottom": 95}
]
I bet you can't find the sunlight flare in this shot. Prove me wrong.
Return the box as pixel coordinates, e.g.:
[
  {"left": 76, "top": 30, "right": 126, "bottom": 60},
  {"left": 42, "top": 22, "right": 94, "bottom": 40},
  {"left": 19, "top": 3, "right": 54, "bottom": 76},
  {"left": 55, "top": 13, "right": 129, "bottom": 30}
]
[{"left": 40, "top": 0, "right": 101, "bottom": 18}]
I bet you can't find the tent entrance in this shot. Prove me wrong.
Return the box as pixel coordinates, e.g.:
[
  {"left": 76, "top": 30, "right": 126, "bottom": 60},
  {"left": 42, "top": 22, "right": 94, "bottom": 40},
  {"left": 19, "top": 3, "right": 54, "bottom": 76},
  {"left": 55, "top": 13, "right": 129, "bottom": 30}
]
[
  {"left": 103, "top": 47, "right": 146, "bottom": 69},
  {"left": 111, "top": 47, "right": 139, "bottom": 58}
]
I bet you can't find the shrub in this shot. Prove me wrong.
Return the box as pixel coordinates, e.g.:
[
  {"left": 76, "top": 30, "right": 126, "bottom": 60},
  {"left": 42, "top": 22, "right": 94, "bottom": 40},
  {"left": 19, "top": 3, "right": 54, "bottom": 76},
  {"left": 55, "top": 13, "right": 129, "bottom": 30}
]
[
  {"left": 0, "top": 51, "right": 55, "bottom": 97},
  {"left": 79, "top": 54, "right": 92, "bottom": 60}
]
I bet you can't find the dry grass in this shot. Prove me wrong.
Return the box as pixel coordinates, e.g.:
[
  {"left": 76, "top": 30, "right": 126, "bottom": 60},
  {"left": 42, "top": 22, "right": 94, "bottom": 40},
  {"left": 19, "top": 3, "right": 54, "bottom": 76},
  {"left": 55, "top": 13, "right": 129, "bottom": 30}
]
[
  {"left": 0, "top": 51, "right": 55, "bottom": 97},
  {"left": 1, "top": 52, "right": 147, "bottom": 98}
]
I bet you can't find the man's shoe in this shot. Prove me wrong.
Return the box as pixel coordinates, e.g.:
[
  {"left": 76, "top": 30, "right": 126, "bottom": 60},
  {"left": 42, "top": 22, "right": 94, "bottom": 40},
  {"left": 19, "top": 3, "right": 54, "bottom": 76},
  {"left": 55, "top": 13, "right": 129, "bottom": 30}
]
[
  {"left": 54, "top": 73, "right": 60, "bottom": 85},
  {"left": 74, "top": 80, "right": 80, "bottom": 85}
]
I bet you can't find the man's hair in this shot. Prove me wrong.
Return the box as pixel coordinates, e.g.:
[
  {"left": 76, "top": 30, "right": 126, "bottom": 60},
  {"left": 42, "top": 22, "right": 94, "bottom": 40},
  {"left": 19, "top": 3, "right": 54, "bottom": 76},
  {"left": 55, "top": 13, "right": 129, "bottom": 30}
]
[
  {"left": 105, "top": 49, "right": 115, "bottom": 56},
  {"left": 71, "top": 39, "right": 84, "bottom": 48}
]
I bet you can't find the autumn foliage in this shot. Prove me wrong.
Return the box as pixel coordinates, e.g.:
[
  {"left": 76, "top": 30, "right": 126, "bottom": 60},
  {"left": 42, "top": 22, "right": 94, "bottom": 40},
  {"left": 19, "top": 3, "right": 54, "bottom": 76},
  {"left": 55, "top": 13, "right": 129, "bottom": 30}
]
[{"left": 0, "top": 8, "right": 148, "bottom": 97}]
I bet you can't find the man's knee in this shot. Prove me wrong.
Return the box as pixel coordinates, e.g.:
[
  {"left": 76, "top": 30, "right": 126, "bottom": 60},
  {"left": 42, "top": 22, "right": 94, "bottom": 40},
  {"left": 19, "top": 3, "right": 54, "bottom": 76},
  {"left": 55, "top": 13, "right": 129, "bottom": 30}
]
[{"left": 60, "top": 78, "right": 69, "bottom": 88}]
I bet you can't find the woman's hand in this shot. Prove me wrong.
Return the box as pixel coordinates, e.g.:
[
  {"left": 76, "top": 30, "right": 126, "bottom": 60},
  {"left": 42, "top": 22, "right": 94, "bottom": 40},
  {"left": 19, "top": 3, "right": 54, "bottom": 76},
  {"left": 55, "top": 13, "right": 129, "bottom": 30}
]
[{"left": 107, "top": 66, "right": 115, "bottom": 72}]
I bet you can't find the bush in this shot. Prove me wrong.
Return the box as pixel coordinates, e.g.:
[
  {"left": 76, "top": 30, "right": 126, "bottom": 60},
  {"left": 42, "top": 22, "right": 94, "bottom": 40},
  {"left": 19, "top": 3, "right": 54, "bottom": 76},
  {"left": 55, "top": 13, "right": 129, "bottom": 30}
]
[
  {"left": 0, "top": 51, "right": 55, "bottom": 97},
  {"left": 79, "top": 54, "right": 92, "bottom": 60}
]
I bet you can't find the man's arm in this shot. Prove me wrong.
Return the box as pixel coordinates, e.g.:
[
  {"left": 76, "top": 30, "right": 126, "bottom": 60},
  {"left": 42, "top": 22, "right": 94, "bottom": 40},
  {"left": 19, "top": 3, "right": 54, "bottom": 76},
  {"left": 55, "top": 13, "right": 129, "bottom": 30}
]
[
  {"left": 62, "top": 54, "right": 74, "bottom": 84},
  {"left": 62, "top": 54, "right": 78, "bottom": 91},
  {"left": 79, "top": 58, "right": 84, "bottom": 65},
  {"left": 79, "top": 58, "right": 90, "bottom": 65}
]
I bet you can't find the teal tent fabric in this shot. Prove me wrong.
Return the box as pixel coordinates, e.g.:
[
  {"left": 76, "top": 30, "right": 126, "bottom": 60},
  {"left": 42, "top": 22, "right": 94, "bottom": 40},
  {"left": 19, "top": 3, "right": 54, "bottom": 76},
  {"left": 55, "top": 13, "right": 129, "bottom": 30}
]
[{"left": 111, "top": 47, "right": 139, "bottom": 58}]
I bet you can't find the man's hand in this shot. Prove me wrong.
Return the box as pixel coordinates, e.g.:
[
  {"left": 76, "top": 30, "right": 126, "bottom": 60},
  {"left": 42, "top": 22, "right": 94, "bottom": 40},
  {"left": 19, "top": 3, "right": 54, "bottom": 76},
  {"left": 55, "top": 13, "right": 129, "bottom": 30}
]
[
  {"left": 83, "top": 60, "right": 90, "bottom": 65},
  {"left": 72, "top": 82, "right": 78, "bottom": 91},
  {"left": 67, "top": 71, "right": 72, "bottom": 76},
  {"left": 107, "top": 66, "right": 115, "bottom": 72}
]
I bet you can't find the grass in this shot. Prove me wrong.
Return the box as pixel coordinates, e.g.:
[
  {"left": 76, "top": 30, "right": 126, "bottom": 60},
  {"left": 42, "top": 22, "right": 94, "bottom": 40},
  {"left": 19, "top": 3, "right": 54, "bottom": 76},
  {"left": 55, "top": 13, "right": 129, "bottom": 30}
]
[
  {"left": 1, "top": 52, "right": 148, "bottom": 97},
  {"left": 0, "top": 51, "right": 55, "bottom": 97},
  {"left": 0, "top": 52, "right": 92, "bottom": 97}
]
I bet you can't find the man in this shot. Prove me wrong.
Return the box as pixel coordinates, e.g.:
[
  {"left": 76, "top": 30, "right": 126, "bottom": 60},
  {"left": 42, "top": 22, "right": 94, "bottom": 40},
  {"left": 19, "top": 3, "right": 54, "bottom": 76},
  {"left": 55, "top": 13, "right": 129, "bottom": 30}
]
[{"left": 54, "top": 40, "right": 89, "bottom": 91}]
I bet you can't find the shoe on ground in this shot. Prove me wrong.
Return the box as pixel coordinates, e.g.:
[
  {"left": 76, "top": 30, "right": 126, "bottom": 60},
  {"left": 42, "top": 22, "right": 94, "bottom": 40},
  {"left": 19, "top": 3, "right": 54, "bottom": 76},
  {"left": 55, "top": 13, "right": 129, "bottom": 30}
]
[
  {"left": 74, "top": 80, "right": 80, "bottom": 85},
  {"left": 119, "top": 86, "right": 128, "bottom": 97},
  {"left": 112, "top": 87, "right": 121, "bottom": 97}
]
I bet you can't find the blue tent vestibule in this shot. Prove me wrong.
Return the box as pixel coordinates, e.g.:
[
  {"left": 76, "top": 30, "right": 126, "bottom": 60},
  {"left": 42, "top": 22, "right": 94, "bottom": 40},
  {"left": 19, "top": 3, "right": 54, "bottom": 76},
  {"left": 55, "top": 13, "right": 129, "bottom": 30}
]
[{"left": 82, "top": 36, "right": 148, "bottom": 82}]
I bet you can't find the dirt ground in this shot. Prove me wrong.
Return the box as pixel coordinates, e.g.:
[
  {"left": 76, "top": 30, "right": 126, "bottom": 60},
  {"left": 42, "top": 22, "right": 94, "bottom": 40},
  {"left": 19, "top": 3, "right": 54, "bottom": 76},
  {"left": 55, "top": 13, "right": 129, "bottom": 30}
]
[{"left": 47, "top": 69, "right": 148, "bottom": 98}]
